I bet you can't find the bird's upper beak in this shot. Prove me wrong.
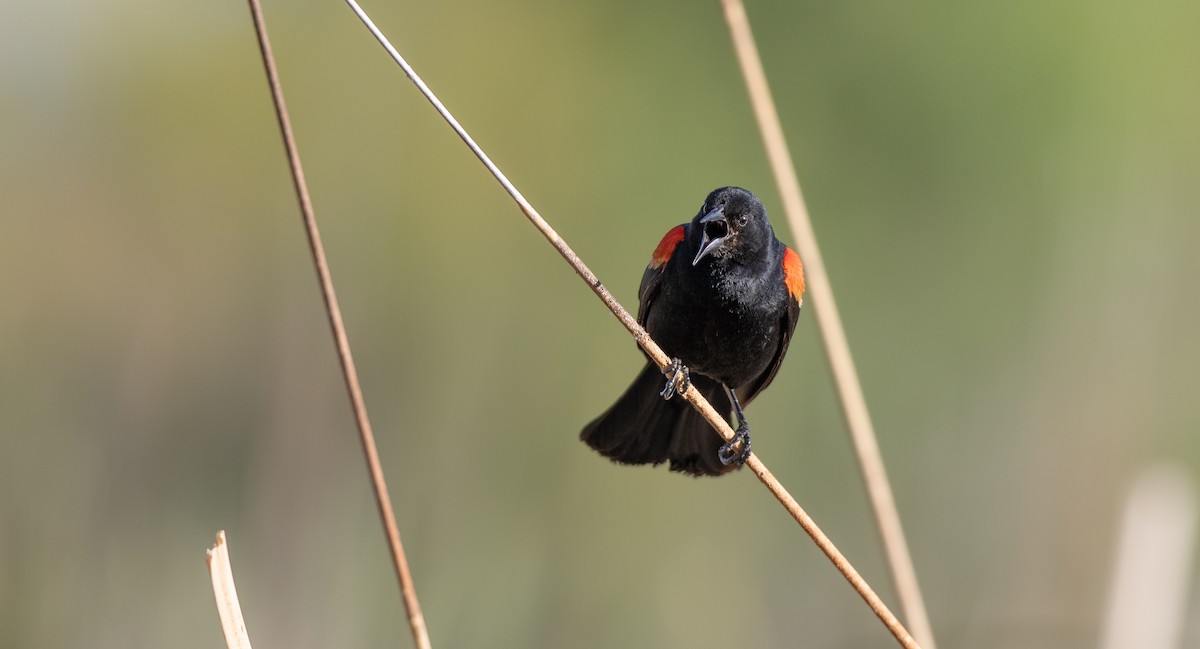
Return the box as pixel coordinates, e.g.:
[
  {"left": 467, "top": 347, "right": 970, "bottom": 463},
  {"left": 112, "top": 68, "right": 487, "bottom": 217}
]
[{"left": 693, "top": 206, "right": 728, "bottom": 265}]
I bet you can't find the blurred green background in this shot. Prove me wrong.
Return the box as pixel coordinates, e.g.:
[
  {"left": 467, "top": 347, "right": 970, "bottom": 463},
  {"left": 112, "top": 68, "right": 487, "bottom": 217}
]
[{"left": 3, "top": 0, "right": 1198, "bottom": 647}]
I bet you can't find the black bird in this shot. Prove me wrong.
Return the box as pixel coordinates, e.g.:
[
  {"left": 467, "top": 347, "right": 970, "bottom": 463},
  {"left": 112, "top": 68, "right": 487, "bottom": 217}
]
[{"left": 581, "top": 186, "right": 805, "bottom": 476}]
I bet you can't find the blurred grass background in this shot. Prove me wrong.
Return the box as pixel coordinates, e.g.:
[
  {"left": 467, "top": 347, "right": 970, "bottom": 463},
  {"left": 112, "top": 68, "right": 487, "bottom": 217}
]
[{"left": 3, "top": 0, "right": 1199, "bottom": 647}]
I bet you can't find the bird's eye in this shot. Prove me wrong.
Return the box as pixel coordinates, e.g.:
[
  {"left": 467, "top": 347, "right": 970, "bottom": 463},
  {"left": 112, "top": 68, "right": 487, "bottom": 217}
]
[{"left": 735, "top": 214, "right": 749, "bottom": 227}]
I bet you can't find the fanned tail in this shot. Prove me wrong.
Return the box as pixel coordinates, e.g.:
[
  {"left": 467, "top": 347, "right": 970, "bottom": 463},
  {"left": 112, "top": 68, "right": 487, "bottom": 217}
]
[{"left": 580, "top": 363, "right": 735, "bottom": 476}]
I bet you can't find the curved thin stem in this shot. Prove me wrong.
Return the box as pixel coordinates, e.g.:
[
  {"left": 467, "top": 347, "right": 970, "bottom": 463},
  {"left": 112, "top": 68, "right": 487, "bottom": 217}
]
[
  {"left": 246, "top": 2, "right": 431, "bottom": 648},
  {"left": 341, "top": 2, "right": 919, "bottom": 647},
  {"left": 717, "top": 1, "right": 936, "bottom": 648}
]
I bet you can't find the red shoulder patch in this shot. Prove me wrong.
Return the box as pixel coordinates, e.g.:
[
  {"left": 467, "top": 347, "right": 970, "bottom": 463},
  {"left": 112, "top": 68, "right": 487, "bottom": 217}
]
[
  {"left": 649, "top": 226, "right": 685, "bottom": 269},
  {"left": 782, "top": 247, "right": 805, "bottom": 302}
]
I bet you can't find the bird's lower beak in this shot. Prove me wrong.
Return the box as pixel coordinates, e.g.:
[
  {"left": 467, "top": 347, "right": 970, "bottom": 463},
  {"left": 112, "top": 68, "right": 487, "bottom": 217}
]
[{"left": 693, "top": 206, "right": 728, "bottom": 265}]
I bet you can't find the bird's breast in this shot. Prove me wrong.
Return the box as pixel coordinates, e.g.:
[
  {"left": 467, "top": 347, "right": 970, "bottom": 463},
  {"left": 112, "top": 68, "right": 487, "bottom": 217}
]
[{"left": 645, "top": 269, "right": 785, "bottom": 387}]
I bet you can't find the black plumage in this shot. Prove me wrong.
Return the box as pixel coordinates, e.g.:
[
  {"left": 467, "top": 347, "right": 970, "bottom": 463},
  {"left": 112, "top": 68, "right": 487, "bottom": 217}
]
[{"left": 581, "top": 187, "right": 804, "bottom": 476}]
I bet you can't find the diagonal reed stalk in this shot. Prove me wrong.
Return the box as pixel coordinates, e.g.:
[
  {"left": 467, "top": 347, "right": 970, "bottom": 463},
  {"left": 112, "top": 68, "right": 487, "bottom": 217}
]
[
  {"left": 341, "top": 1, "right": 920, "bottom": 647},
  {"left": 245, "top": 2, "right": 432, "bottom": 648},
  {"left": 717, "top": 2, "right": 937, "bottom": 648}
]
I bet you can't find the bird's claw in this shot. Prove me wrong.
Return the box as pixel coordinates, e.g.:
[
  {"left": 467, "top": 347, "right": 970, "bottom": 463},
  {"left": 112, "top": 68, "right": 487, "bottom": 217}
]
[
  {"left": 718, "top": 423, "right": 752, "bottom": 466},
  {"left": 659, "top": 358, "right": 690, "bottom": 400}
]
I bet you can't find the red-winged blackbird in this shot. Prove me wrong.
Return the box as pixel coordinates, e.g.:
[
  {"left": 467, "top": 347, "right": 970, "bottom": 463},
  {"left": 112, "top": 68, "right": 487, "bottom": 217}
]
[{"left": 581, "top": 186, "right": 805, "bottom": 476}]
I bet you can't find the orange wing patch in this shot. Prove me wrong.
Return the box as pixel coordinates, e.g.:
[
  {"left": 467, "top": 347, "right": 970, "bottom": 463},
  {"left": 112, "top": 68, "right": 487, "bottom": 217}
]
[
  {"left": 782, "top": 247, "right": 805, "bottom": 303},
  {"left": 649, "top": 226, "right": 685, "bottom": 269}
]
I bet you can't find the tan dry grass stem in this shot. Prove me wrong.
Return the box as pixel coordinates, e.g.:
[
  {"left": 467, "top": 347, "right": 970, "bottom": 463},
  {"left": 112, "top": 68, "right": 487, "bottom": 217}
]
[
  {"left": 206, "top": 531, "right": 254, "bottom": 649},
  {"left": 246, "top": 2, "right": 432, "bottom": 648},
  {"left": 342, "top": 1, "right": 920, "bottom": 646},
  {"left": 718, "top": 1, "right": 937, "bottom": 647}
]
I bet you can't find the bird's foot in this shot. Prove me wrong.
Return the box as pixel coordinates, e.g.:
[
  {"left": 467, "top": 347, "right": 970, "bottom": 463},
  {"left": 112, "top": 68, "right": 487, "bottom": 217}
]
[
  {"left": 659, "top": 358, "right": 691, "bottom": 400},
  {"left": 718, "top": 423, "right": 752, "bottom": 466}
]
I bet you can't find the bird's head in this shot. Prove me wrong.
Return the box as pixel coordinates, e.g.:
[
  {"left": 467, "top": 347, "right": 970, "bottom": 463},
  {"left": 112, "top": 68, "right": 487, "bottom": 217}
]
[{"left": 690, "top": 186, "right": 774, "bottom": 266}]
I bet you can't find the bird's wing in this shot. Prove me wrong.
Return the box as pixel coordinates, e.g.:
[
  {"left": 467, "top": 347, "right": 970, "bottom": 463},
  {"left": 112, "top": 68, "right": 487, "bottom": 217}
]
[
  {"left": 737, "top": 246, "right": 805, "bottom": 404},
  {"left": 637, "top": 224, "right": 686, "bottom": 326}
]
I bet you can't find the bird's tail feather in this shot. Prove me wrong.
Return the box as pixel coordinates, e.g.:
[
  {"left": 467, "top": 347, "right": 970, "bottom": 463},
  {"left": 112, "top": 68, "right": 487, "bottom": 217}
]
[{"left": 580, "top": 362, "right": 734, "bottom": 476}]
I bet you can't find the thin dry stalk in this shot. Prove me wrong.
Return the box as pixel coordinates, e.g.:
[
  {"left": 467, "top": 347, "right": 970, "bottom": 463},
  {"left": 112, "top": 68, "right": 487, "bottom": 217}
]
[
  {"left": 717, "top": 2, "right": 937, "bottom": 647},
  {"left": 245, "top": 2, "right": 431, "bottom": 648},
  {"left": 342, "top": 2, "right": 918, "bottom": 647},
  {"left": 206, "top": 531, "right": 254, "bottom": 649}
]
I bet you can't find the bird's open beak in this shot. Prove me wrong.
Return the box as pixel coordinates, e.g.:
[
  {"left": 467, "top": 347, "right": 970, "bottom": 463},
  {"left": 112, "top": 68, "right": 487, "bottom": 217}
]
[{"left": 693, "top": 206, "right": 728, "bottom": 265}]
